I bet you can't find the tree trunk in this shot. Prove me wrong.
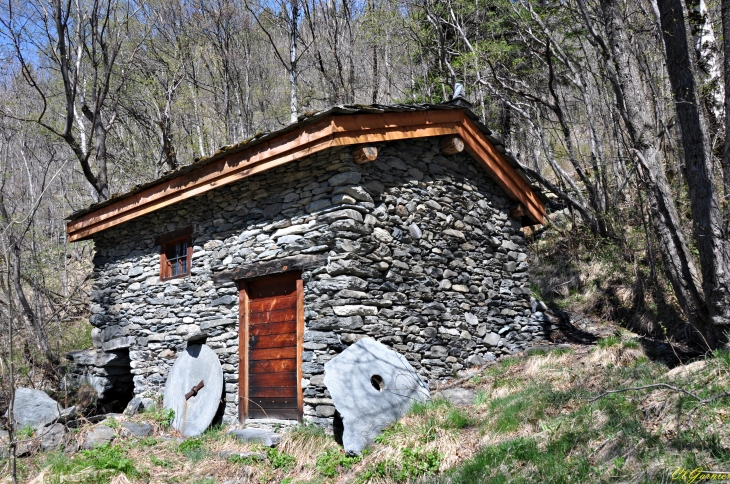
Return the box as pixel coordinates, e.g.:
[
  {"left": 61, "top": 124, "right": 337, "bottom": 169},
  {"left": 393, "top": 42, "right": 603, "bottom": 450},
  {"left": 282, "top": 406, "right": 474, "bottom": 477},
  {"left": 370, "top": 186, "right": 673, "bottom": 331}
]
[
  {"left": 721, "top": 0, "right": 730, "bottom": 202},
  {"left": 658, "top": 0, "right": 730, "bottom": 342},
  {"left": 598, "top": 0, "right": 710, "bottom": 337},
  {"left": 11, "top": 241, "right": 57, "bottom": 365},
  {"left": 289, "top": 0, "right": 299, "bottom": 124}
]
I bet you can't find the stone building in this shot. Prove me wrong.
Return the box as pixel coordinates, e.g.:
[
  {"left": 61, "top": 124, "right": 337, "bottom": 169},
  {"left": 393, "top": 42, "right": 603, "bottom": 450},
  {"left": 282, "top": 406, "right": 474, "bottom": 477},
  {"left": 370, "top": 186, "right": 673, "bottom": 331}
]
[{"left": 65, "top": 104, "right": 547, "bottom": 426}]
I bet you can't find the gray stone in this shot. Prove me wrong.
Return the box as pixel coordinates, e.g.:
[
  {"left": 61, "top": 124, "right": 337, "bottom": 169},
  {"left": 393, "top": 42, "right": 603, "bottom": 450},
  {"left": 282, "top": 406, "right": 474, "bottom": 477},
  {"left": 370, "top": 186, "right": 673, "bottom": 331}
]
[
  {"left": 82, "top": 425, "right": 115, "bottom": 449},
  {"left": 465, "top": 354, "right": 485, "bottom": 367},
  {"left": 229, "top": 428, "right": 281, "bottom": 447},
  {"left": 123, "top": 397, "right": 144, "bottom": 416},
  {"left": 333, "top": 186, "right": 373, "bottom": 202},
  {"left": 316, "top": 405, "right": 336, "bottom": 417},
  {"left": 408, "top": 223, "right": 422, "bottom": 240},
  {"left": 102, "top": 336, "right": 135, "bottom": 351},
  {"left": 328, "top": 171, "right": 362, "bottom": 186},
  {"left": 483, "top": 332, "right": 500, "bottom": 346},
  {"left": 163, "top": 344, "right": 224, "bottom": 437},
  {"left": 6, "top": 388, "right": 62, "bottom": 429},
  {"left": 332, "top": 194, "right": 357, "bottom": 205},
  {"left": 307, "top": 199, "right": 332, "bottom": 213},
  {"left": 67, "top": 349, "right": 130, "bottom": 367},
  {"left": 40, "top": 423, "right": 66, "bottom": 451},
  {"left": 121, "top": 422, "right": 153, "bottom": 437},
  {"left": 435, "top": 388, "right": 476, "bottom": 406},
  {"left": 323, "top": 337, "right": 430, "bottom": 455},
  {"left": 333, "top": 305, "right": 378, "bottom": 317}
]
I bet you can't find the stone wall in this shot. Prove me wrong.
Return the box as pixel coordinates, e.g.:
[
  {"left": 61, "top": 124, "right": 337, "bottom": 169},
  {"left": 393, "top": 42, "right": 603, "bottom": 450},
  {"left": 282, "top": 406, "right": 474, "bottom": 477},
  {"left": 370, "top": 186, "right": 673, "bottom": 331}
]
[{"left": 81, "top": 137, "right": 546, "bottom": 426}]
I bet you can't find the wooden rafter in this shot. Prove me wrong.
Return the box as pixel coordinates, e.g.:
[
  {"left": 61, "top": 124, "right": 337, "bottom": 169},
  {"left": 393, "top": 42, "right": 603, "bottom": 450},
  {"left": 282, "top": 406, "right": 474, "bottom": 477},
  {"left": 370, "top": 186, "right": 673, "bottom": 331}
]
[{"left": 66, "top": 110, "right": 545, "bottom": 242}]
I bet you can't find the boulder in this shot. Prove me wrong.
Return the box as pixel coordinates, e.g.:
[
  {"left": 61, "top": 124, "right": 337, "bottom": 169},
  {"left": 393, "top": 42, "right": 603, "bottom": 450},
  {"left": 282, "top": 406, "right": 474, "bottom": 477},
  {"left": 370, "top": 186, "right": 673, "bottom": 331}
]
[
  {"left": 82, "top": 425, "right": 115, "bottom": 449},
  {"left": 120, "top": 422, "right": 153, "bottom": 438},
  {"left": 229, "top": 428, "right": 281, "bottom": 447},
  {"left": 434, "top": 388, "right": 476, "bottom": 406},
  {"left": 40, "top": 423, "right": 66, "bottom": 451},
  {"left": 6, "top": 388, "right": 64, "bottom": 429},
  {"left": 123, "top": 396, "right": 156, "bottom": 416},
  {"left": 323, "top": 337, "right": 430, "bottom": 455}
]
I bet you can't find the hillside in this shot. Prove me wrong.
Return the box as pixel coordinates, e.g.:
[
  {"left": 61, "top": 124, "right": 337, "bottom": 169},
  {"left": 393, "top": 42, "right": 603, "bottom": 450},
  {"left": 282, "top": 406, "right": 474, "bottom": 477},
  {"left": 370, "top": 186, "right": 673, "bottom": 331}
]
[{"left": 7, "top": 328, "right": 730, "bottom": 483}]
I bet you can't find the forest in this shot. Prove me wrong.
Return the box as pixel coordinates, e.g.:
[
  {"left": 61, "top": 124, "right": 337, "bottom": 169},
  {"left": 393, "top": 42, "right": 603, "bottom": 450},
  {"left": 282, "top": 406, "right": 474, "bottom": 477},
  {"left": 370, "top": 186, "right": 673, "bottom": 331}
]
[{"left": 2, "top": 0, "right": 730, "bottom": 480}]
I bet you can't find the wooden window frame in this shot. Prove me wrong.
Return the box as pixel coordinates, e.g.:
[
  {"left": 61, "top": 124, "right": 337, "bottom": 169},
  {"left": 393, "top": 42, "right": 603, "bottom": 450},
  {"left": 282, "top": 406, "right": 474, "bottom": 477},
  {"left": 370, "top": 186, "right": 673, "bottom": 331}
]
[{"left": 156, "top": 226, "right": 193, "bottom": 281}]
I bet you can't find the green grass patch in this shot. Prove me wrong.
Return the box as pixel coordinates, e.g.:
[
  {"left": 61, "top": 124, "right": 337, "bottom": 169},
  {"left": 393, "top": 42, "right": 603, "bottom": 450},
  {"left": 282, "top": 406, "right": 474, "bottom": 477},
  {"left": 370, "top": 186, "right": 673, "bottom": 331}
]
[
  {"left": 712, "top": 349, "right": 730, "bottom": 370},
  {"left": 44, "top": 444, "right": 139, "bottom": 484},
  {"left": 443, "top": 408, "right": 472, "bottom": 429},
  {"left": 431, "top": 435, "right": 594, "bottom": 483},
  {"left": 16, "top": 425, "right": 35, "bottom": 438},
  {"left": 316, "top": 448, "right": 361, "bottom": 477},
  {"left": 266, "top": 447, "right": 296, "bottom": 471},
  {"left": 552, "top": 347, "right": 574, "bottom": 356},
  {"left": 145, "top": 406, "right": 175, "bottom": 428},
  {"left": 474, "top": 390, "right": 489, "bottom": 406},
  {"left": 621, "top": 339, "right": 640, "bottom": 349},
  {"left": 410, "top": 397, "right": 451, "bottom": 416},
  {"left": 178, "top": 438, "right": 207, "bottom": 462},
  {"left": 597, "top": 336, "right": 620, "bottom": 348},
  {"left": 357, "top": 447, "right": 441, "bottom": 483},
  {"left": 488, "top": 386, "right": 549, "bottom": 433}
]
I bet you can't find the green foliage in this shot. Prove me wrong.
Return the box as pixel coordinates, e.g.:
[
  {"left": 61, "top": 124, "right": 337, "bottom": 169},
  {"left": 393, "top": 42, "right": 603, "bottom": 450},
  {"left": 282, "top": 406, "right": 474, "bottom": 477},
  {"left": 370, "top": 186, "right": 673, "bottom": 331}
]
[
  {"left": 357, "top": 447, "right": 441, "bottom": 483},
  {"left": 474, "top": 390, "right": 489, "bottom": 406},
  {"left": 178, "top": 438, "right": 204, "bottom": 454},
  {"left": 138, "top": 437, "right": 158, "bottom": 447},
  {"left": 552, "top": 347, "right": 574, "bottom": 356},
  {"left": 597, "top": 336, "right": 620, "bottom": 348},
  {"left": 150, "top": 456, "right": 173, "bottom": 468},
  {"left": 443, "top": 408, "right": 472, "bottom": 429},
  {"left": 145, "top": 407, "right": 174, "bottom": 428},
  {"left": 621, "top": 339, "right": 640, "bottom": 349},
  {"left": 44, "top": 444, "right": 139, "bottom": 484},
  {"left": 712, "top": 349, "right": 730, "bottom": 370},
  {"left": 488, "top": 386, "right": 545, "bottom": 433},
  {"left": 266, "top": 447, "right": 296, "bottom": 471},
  {"left": 410, "top": 397, "right": 450, "bottom": 416},
  {"left": 315, "top": 448, "right": 361, "bottom": 477},
  {"left": 228, "top": 453, "right": 261, "bottom": 465},
  {"left": 178, "top": 438, "right": 207, "bottom": 462},
  {"left": 16, "top": 425, "right": 35, "bottom": 438},
  {"left": 104, "top": 417, "right": 120, "bottom": 429},
  {"left": 374, "top": 422, "right": 405, "bottom": 444}
]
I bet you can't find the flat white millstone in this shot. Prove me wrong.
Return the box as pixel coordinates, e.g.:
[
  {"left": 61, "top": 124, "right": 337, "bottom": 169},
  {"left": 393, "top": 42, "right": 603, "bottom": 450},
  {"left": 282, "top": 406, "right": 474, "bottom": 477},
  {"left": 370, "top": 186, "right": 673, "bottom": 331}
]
[
  {"left": 163, "top": 344, "right": 223, "bottom": 437},
  {"left": 323, "top": 337, "right": 430, "bottom": 455}
]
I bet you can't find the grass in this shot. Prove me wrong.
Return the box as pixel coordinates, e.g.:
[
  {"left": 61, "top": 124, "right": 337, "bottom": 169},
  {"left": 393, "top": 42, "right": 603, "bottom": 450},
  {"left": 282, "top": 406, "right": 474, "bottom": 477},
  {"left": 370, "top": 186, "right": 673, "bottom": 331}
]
[
  {"left": 18, "top": 341, "right": 730, "bottom": 484},
  {"left": 42, "top": 444, "right": 139, "bottom": 484},
  {"left": 598, "top": 335, "right": 621, "bottom": 348}
]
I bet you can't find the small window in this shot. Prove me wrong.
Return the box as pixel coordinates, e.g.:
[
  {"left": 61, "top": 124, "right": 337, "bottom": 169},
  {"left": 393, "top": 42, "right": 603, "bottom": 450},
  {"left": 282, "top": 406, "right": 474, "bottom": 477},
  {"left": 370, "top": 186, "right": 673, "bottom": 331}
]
[{"left": 156, "top": 227, "right": 193, "bottom": 280}]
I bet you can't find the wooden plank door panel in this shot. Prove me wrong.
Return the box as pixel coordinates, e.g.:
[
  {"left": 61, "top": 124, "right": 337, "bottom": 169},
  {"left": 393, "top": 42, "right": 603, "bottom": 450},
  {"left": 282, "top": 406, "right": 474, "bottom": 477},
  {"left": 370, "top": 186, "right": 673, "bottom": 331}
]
[{"left": 240, "top": 271, "right": 302, "bottom": 422}]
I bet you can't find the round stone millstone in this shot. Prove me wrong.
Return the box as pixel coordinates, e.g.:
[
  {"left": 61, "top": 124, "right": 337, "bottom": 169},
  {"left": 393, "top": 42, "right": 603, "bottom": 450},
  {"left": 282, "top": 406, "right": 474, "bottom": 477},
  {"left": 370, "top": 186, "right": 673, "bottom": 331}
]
[
  {"left": 163, "top": 344, "right": 223, "bottom": 437},
  {"left": 323, "top": 337, "right": 430, "bottom": 455}
]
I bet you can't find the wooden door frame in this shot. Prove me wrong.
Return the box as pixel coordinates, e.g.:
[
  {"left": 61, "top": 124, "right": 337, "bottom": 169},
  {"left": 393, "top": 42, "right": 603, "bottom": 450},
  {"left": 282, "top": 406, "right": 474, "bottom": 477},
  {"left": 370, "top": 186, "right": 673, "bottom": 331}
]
[{"left": 238, "top": 272, "right": 304, "bottom": 422}]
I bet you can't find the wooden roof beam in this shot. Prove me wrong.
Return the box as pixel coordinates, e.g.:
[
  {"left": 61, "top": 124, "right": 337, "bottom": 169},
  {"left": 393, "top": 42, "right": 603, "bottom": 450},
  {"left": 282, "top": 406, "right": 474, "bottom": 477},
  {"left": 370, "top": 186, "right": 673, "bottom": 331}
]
[{"left": 66, "top": 110, "right": 545, "bottom": 242}]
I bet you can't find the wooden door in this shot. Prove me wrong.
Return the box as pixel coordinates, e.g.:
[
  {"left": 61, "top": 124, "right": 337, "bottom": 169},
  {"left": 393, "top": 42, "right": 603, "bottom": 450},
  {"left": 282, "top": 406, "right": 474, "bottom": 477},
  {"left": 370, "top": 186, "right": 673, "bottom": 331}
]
[{"left": 239, "top": 272, "right": 303, "bottom": 421}]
